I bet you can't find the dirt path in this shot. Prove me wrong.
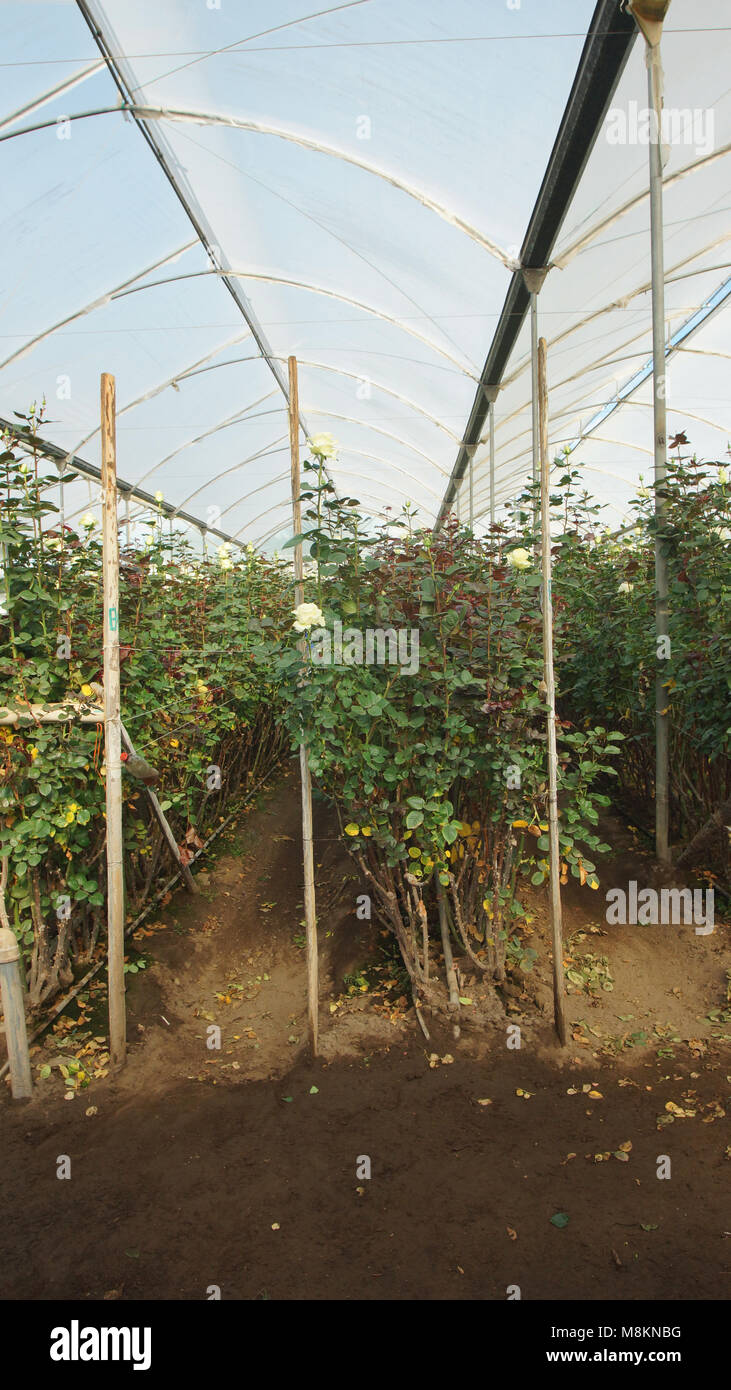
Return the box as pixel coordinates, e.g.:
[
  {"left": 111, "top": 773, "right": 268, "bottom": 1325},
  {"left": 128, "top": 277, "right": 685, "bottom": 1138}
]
[{"left": 1, "top": 766, "right": 729, "bottom": 1301}]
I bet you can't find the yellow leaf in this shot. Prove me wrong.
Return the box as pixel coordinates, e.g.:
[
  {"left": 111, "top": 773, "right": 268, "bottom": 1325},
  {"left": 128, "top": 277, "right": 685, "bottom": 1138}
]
[{"left": 344, "top": 823, "right": 360, "bottom": 837}]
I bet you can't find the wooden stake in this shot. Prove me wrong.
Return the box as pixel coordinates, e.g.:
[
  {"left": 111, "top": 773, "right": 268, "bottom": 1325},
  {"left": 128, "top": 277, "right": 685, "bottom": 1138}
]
[
  {"left": 288, "top": 356, "right": 319, "bottom": 1055},
  {"left": 0, "top": 858, "right": 32, "bottom": 1099},
  {"left": 538, "top": 339, "right": 568, "bottom": 1048},
  {"left": 101, "top": 373, "right": 126, "bottom": 1067}
]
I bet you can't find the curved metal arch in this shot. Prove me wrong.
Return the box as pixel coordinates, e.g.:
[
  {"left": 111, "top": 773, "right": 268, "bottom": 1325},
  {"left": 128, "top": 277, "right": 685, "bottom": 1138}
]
[
  {"left": 472, "top": 276, "right": 731, "bottom": 466},
  {"left": 0, "top": 61, "right": 106, "bottom": 134},
  {"left": 67, "top": 332, "right": 255, "bottom": 460},
  {"left": 552, "top": 141, "right": 731, "bottom": 271},
  {"left": 302, "top": 409, "right": 448, "bottom": 476},
  {"left": 173, "top": 441, "right": 289, "bottom": 514},
  {"left": 178, "top": 345, "right": 468, "bottom": 384},
  {"left": 232, "top": 469, "right": 438, "bottom": 540},
  {"left": 170, "top": 351, "right": 460, "bottom": 438},
  {"left": 0, "top": 104, "right": 517, "bottom": 271},
  {"left": 272, "top": 358, "right": 459, "bottom": 441},
  {"left": 108, "top": 345, "right": 461, "bottom": 443},
  {"left": 0, "top": 239, "right": 198, "bottom": 374},
  {"left": 501, "top": 234, "right": 731, "bottom": 395},
  {"left": 132, "top": 395, "right": 284, "bottom": 490},
  {"left": 113, "top": 268, "right": 479, "bottom": 381},
  {"left": 191, "top": 441, "right": 442, "bottom": 527}
]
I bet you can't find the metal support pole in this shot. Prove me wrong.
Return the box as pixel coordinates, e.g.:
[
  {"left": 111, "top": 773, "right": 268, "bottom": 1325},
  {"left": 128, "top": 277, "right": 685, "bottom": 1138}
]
[
  {"left": 125, "top": 494, "right": 131, "bottom": 548},
  {"left": 530, "top": 293, "right": 540, "bottom": 533},
  {"left": 489, "top": 403, "right": 496, "bottom": 529},
  {"left": 522, "top": 270, "right": 547, "bottom": 539},
  {"left": 100, "top": 373, "right": 126, "bottom": 1067},
  {"left": 647, "top": 38, "right": 670, "bottom": 866},
  {"left": 469, "top": 450, "right": 474, "bottom": 531},
  {"left": 538, "top": 337, "right": 568, "bottom": 1048},
  {"left": 288, "top": 355, "right": 319, "bottom": 1056}
]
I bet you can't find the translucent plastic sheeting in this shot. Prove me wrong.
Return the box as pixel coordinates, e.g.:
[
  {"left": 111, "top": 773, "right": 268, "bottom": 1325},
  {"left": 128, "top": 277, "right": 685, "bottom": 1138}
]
[
  {"left": 468, "top": 0, "right": 731, "bottom": 529},
  {"left": 1, "top": 0, "right": 594, "bottom": 545},
  {"left": 0, "top": 0, "right": 727, "bottom": 548}
]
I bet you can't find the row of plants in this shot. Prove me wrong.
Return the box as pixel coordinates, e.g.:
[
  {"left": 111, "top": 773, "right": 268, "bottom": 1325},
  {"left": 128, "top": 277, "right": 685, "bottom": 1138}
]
[
  {"left": 0, "top": 407, "right": 290, "bottom": 1008},
  {"left": 551, "top": 444, "right": 730, "bottom": 865},
  {"left": 276, "top": 445, "right": 623, "bottom": 1012}
]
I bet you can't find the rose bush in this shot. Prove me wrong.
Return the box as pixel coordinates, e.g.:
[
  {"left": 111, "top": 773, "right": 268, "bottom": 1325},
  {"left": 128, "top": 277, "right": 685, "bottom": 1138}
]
[
  {"left": 0, "top": 409, "right": 290, "bottom": 1007},
  {"left": 276, "top": 455, "right": 620, "bottom": 1012},
  {"left": 552, "top": 448, "right": 730, "bottom": 866}
]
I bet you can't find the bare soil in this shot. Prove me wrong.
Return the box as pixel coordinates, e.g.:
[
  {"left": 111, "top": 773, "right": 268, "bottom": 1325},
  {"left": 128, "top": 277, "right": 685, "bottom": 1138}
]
[{"left": 1, "top": 764, "right": 729, "bottom": 1301}]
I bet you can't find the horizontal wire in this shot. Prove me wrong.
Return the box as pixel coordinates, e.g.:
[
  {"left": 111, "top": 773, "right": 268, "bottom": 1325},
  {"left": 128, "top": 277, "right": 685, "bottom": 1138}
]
[{"left": 2, "top": 29, "right": 729, "bottom": 67}]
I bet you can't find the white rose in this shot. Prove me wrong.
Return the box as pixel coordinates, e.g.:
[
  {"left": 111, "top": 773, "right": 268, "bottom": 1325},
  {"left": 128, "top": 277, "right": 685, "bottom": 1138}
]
[
  {"left": 507, "top": 547, "right": 531, "bottom": 570},
  {"left": 718, "top": 467, "right": 728, "bottom": 485},
  {"left": 293, "top": 601, "right": 325, "bottom": 632},
  {"left": 618, "top": 581, "right": 634, "bottom": 594},
  {"left": 154, "top": 490, "right": 164, "bottom": 503},
  {"left": 308, "top": 432, "right": 338, "bottom": 460},
  {"left": 711, "top": 525, "right": 730, "bottom": 541},
  {"left": 80, "top": 512, "right": 95, "bottom": 529}
]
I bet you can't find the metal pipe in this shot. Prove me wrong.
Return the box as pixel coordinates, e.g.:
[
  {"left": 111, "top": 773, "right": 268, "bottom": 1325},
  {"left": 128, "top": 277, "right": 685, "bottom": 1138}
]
[
  {"left": 469, "top": 451, "right": 474, "bottom": 531},
  {"left": 530, "top": 291, "right": 540, "bottom": 533},
  {"left": 489, "top": 404, "right": 496, "bottom": 528},
  {"left": 646, "top": 36, "right": 671, "bottom": 865}
]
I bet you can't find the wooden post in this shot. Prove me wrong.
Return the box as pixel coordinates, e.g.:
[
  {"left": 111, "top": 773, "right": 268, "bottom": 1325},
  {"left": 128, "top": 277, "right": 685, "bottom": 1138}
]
[
  {"left": 538, "top": 339, "right": 568, "bottom": 1047},
  {"left": 288, "top": 356, "right": 319, "bottom": 1055},
  {"left": 0, "top": 859, "right": 32, "bottom": 1099},
  {"left": 101, "top": 373, "right": 126, "bottom": 1067}
]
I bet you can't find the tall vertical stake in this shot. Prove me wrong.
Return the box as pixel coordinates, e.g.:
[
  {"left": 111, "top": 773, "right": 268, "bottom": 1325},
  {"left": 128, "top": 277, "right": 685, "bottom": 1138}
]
[
  {"left": 0, "top": 857, "right": 32, "bottom": 1100},
  {"left": 288, "top": 355, "right": 319, "bottom": 1055},
  {"left": 647, "top": 34, "right": 670, "bottom": 865},
  {"left": 100, "top": 373, "right": 126, "bottom": 1067},
  {"left": 468, "top": 450, "right": 474, "bottom": 531},
  {"left": 538, "top": 339, "right": 567, "bottom": 1048},
  {"left": 489, "top": 402, "right": 496, "bottom": 528},
  {"left": 530, "top": 293, "right": 540, "bottom": 534}
]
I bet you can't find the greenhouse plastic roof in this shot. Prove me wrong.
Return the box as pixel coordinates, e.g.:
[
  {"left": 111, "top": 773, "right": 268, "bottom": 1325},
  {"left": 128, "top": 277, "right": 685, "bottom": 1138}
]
[{"left": 1, "top": 0, "right": 729, "bottom": 547}]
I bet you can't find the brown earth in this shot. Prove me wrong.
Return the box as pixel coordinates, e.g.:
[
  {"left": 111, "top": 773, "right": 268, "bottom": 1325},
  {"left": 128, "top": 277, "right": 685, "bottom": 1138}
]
[{"left": 1, "top": 764, "right": 729, "bottom": 1301}]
